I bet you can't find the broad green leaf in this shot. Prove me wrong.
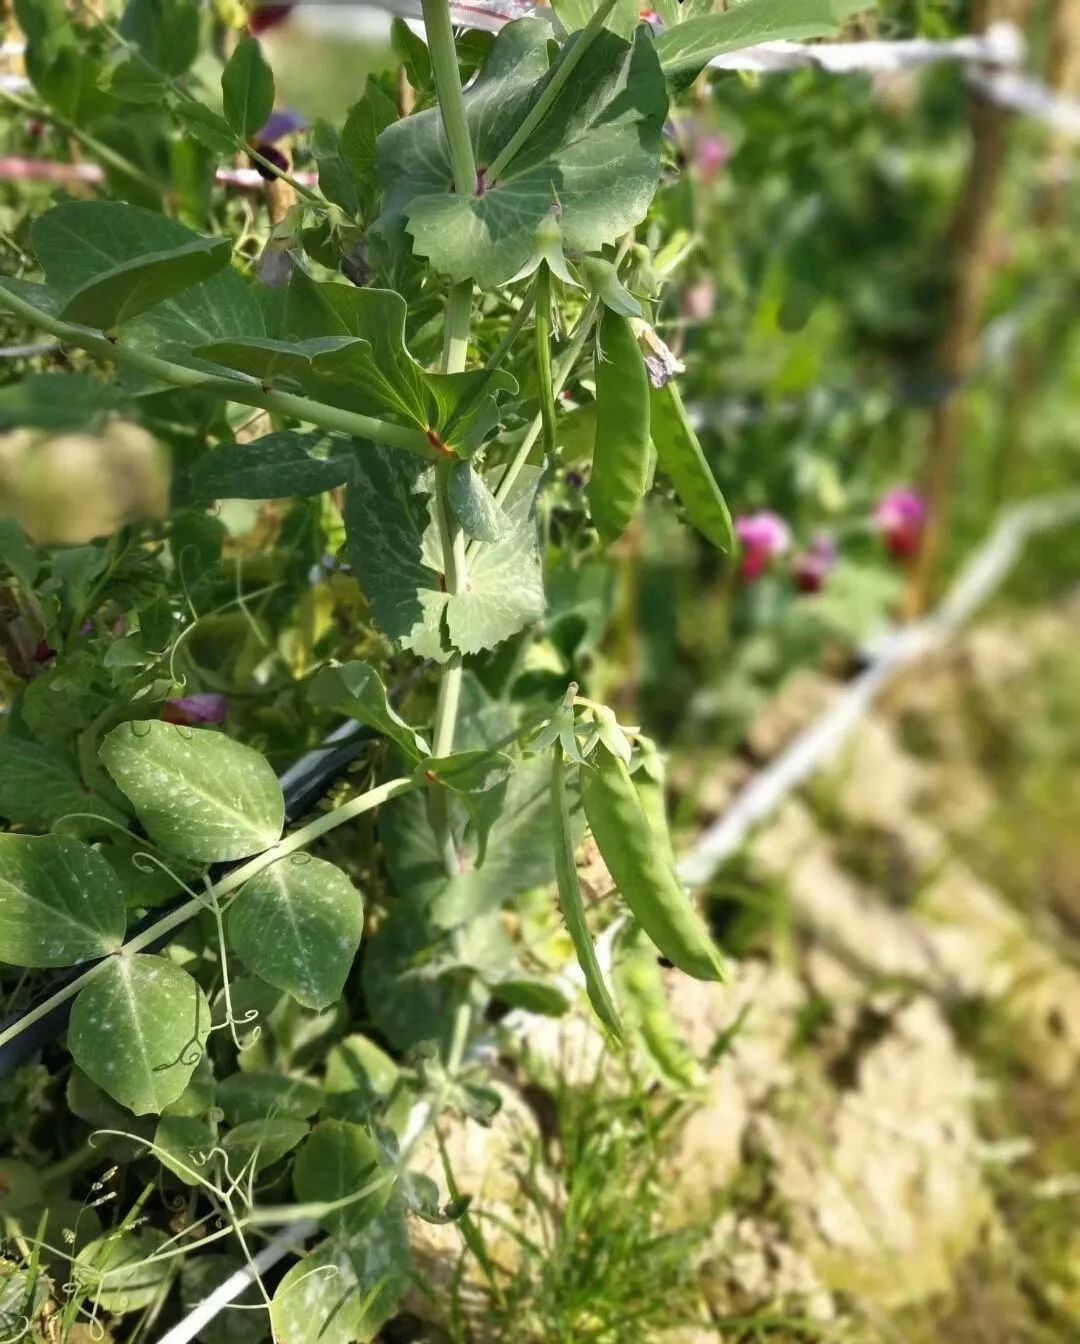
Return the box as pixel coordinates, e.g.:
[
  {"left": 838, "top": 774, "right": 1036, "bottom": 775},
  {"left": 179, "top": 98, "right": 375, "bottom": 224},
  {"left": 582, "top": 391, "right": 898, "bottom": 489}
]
[
  {"left": 345, "top": 453, "right": 545, "bottom": 660},
  {"left": 655, "top": 0, "right": 872, "bottom": 83},
  {"left": 186, "top": 430, "right": 355, "bottom": 501},
  {"left": 228, "top": 855, "right": 364, "bottom": 1010},
  {"left": 154, "top": 1114, "right": 217, "bottom": 1185},
  {"left": 551, "top": 0, "right": 638, "bottom": 36},
  {"left": 270, "top": 1207, "right": 410, "bottom": 1344},
  {"left": 221, "top": 1116, "right": 308, "bottom": 1174},
  {"left": 74, "top": 1229, "right": 169, "bottom": 1314},
  {"left": 0, "top": 738, "right": 126, "bottom": 832},
  {"left": 0, "top": 1160, "right": 42, "bottom": 1213},
  {"left": 99, "top": 721, "right": 284, "bottom": 862},
  {"left": 292, "top": 1119, "right": 391, "bottom": 1237},
  {"left": 69, "top": 955, "right": 211, "bottom": 1115},
  {"left": 60, "top": 235, "right": 232, "bottom": 330},
  {"left": 448, "top": 460, "right": 512, "bottom": 542},
  {"left": 359, "top": 900, "right": 451, "bottom": 1050},
  {"left": 216, "top": 1072, "right": 322, "bottom": 1126},
  {"left": 375, "top": 21, "right": 668, "bottom": 288},
  {"left": 325, "top": 1035, "right": 399, "bottom": 1099},
  {"left": 0, "top": 834, "right": 125, "bottom": 968},
  {"left": 30, "top": 201, "right": 263, "bottom": 360},
  {"left": 274, "top": 270, "right": 515, "bottom": 449},
  {"left": 309, "top": 662, "right": 430, "bottom": 760},
  {"left": 193, "top": 334, "right": 362, "bottom": 387},
  {"left": 221, "top": 36, "right": 275, "bottom": 140},
  {"left": 18, "top": 1, "right": 118, "bottom": 127}
]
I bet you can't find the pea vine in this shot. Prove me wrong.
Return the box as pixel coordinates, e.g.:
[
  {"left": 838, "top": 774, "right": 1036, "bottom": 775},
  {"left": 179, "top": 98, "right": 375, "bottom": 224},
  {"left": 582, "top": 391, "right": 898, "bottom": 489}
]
[{"left": 0, "top": 0, "right": 870, "bottom": 1337}]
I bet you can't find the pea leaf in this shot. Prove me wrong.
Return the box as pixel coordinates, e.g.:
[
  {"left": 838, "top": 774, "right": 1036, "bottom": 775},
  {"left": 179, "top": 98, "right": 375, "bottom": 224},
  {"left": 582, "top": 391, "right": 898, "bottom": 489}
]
[
  {"left": 311, "top": 119, "right": 362, "bottom": 216},
  {"left": 154, "top": 1114, "right": 217, "bottom": 1185},
  {"left": 216, "top": 1072, "right": 322, "bottom": 1126},
  {"left": 655, "top": 0, "right": 871, "bottom": 83},
  {"left": 228, "top": 855, "right": 364, "bottom": 1010},
  {"left": 99, "top": 721, "right": 284, "bottom": 862},
  {"left": 261, "top": 270, "right": 515, "bottom": 450},
  {"left": 341, "top": 79, "right": 398, "bottom": 197},
  {"left": 185, "top": 430, "right": 355, "bottom": 502},
  {"left": 0, "top": 371, "right": 119, "bottom": 431},
  {"left": 375, "top": 21, "right": 668, "bottom": 288},
  {"left": 0, "top": 738, "right": 126, "bottom": 832},
  {"left": 221, "top": 36, "right": 275, "bottom": 140},
  {"left": 345, "top": 452, "right": 545, "bottom": 660},
  {"left": 419, "top": 750, "right": 514, "bottom": 866},
  {"left": 69, "top": 955, "right": 211, "bottom": 1115},
  {"left": 221, "top": 1116, "right": 309, "bottom": 1174},
  {"left": 270, "top": 1207, "right": 410, "bottom": 1344},
  {"left": 30, "top": 201, "right": 262, "bottom": 358},
  {"left": 293, "top": 1119, "right": 391, "bottom": 1237},
  {"left": 74, "top": 1230, "right": 169, "bottom": 1314},
  {"left": 60, "top": 235, "right": 232, "bottom": 330},
  {"left": 0, "top": 834, "right": 126, "bottom": 968},
  {"left": 120, "top": 0, "right": 201, "bottom": 78},
  {"left": 309, "top": 662, "right": 430, "bottom": 761}
]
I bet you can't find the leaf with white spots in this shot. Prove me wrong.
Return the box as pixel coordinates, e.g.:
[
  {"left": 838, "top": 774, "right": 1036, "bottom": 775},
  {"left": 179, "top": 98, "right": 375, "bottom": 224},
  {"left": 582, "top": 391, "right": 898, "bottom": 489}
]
[
  {"left": 99, "top": 721, "right": 284, "bottom": 862},
  {"left": 227, "top": 855, "right": 364, "bottom": 1010},
  {"left": 74, "top": 1229, "right": 169, "bottom": 1314},
  {"left": 69, "top": 955, "right": 211, "bottom": 1115},
  {"left": 0, "top": 834, "right": 126, "bottom": 968}
]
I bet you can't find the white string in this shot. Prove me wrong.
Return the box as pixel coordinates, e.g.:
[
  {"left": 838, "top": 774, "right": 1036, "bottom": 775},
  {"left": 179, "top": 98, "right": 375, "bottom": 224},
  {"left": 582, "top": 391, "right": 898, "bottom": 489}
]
[{"left": 677, "top": 490, "right": 1080, "bottom": 888}]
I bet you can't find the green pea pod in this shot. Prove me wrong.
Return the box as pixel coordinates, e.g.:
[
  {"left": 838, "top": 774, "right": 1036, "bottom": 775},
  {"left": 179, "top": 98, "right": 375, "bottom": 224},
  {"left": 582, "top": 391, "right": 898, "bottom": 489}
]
[
  {"left": 588, "top": 308, "right": 650, "bottom": 543},
  {"left": 650, "top": 379, "right": 735, "bottom": 553},
  {"left": 551, "top": 743, "right": 624, "bottom": 1040},
  {"left": 580, "top": 744, "right": 725, "bottom": 982},
  {"left": 632, "top": 736, "right": 676, "bottom": 870},
  {"left": 615, "top": 925, "right": 704, "bottom": 1090}
]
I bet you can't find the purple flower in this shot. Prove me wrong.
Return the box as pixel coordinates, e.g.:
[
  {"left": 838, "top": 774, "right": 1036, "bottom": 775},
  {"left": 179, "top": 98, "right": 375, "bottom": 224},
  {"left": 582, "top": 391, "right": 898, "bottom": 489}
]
[
  {"left": 874, "top": 487, "right": 927, "bottom": 559},
  {"left": 735, "top": 511, "right": 791, "bottom": 581},
  {"left": 259, "top": 110, "right": 307, "bottom": 144},
  {"left": 794, "top": 531, "right": 837, "bottom": 594},
  {"left": 163, "top": 693, "right": 228, "bottom": 727}
]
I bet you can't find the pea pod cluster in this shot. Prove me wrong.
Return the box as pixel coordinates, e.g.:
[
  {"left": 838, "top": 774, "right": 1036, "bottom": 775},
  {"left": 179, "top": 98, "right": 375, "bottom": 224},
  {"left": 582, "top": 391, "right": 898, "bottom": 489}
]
[
  {"left": 580, "top": 744, "right": 726, "bottom": 982},
  {"left": 588, "top": 307, "right": 651, "bottom": 543}
]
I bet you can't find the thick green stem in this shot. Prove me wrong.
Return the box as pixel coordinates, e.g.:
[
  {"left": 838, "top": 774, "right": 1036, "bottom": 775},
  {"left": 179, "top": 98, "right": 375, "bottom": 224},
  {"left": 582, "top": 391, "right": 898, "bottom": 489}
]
[
  {"left": 534, "top": 263, "right": 556, "bottom": 462},
  {"left": 0, "top": 285, "right": 437, "bottom": 460},
  {"left": 0, "top": 776, "right": 419, "bottom": 1055},
  {"left": 485, "top": 0, "right": 619, "bottom": 184},
  {"left": 421, "top": 0, "right": 478, "bottom": 195}
]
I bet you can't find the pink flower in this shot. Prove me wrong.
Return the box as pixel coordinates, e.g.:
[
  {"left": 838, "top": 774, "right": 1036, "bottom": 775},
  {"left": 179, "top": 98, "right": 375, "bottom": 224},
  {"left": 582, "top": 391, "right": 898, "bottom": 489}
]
[
  {"left": 693, "top": 133, "right": 730, "bottom": 186},
  {"left": 874, "top": 487, "right": 927, "bottom": 559},
  {"left": 683, "top": 278, "right": 716, "bottom": 322},
  {"left": 163, "top": 693, "right": 228, "bottom": 727},
  {"left": 735, "top": 511, "right": 791, "bottom": 581},
  {"left": 793, "top": 532, "right": 837, "bottom": 594}
]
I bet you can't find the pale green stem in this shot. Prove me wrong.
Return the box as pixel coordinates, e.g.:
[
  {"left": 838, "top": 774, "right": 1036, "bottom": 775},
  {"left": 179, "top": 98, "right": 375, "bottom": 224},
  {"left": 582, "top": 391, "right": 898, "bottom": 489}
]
[
  {"left": 0, "top": 776, "right": 419, "bottom": 1055},
  {"left": 484, "top": 0, "right": 620, "bottom": 184},
  {"left": 0, "top": 285, "right": 436, "bottom": 460},
  {"left": 420, "top": 0, "right": 479, "bottom": 195}
]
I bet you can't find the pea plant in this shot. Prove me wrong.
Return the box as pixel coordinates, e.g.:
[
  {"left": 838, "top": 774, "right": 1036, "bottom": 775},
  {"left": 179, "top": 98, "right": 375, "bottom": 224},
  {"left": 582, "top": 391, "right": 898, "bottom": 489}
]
[{"left": 0, "top": 0, "right": 866, "bottom": 1336}]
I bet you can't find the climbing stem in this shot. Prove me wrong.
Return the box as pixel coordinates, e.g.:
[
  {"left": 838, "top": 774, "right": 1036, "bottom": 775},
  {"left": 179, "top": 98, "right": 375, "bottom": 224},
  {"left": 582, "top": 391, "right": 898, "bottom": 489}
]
[{"left": 421, "top": 0, "right": 478, "bottom": 195}]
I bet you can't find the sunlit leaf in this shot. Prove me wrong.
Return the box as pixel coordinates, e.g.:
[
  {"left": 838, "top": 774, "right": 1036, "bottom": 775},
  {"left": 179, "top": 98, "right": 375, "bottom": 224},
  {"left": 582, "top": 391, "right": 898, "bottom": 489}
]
[
  {"left": 228, "top": 855, "right": 364, "bottom": 1010},
  {"left": 293, "top": 1119, "right": 391, "bottom": 1237},
  {"left": 74, "top": 1229, "right": 169, "bottom": 1314},
  {"left": 309, "top": 661, "right": 430, "bottom": 761},
  {"left": 0, "top": 834, "right": 126, "bottom": 968},
  {"left": 69, "top": 955, "right": 211, "bottom": 1115},
  {"left": 99, "top": 721, "right": 284, "bottom": 862},
  {"left": 221, "top": 36, "right": 275, "bottom": 140}
]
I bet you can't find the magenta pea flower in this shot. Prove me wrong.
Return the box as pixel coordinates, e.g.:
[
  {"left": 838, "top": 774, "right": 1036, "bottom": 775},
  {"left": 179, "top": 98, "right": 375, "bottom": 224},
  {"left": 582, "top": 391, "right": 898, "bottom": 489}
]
[
  {"left": 793, "top": 532, "right": 837, "bottom": 594},
  {"left": 735, "top": 510, "right": 791, "bottom": 581},
  {"left": 874, "top": 487, "right": 927, "bottom": 559},
  {"left": 163, "top": 693, "right": 228, "bottom": 727},
  {"left": 693, "top": 132, "right": 730, "bottom": 186}
]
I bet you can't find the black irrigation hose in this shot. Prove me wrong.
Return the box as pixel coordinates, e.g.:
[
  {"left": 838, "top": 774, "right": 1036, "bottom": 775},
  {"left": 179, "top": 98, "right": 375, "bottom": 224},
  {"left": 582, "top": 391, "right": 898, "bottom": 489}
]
[{"left": 0, "top": 720, "right": 373, "bottom": 1077}]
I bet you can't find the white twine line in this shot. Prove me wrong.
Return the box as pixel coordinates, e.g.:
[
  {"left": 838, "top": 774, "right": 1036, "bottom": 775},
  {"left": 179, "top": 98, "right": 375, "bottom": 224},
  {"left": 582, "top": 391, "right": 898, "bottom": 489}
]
[{"left": 677, "top": 490, "right": 1080, "bottom": 887}]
